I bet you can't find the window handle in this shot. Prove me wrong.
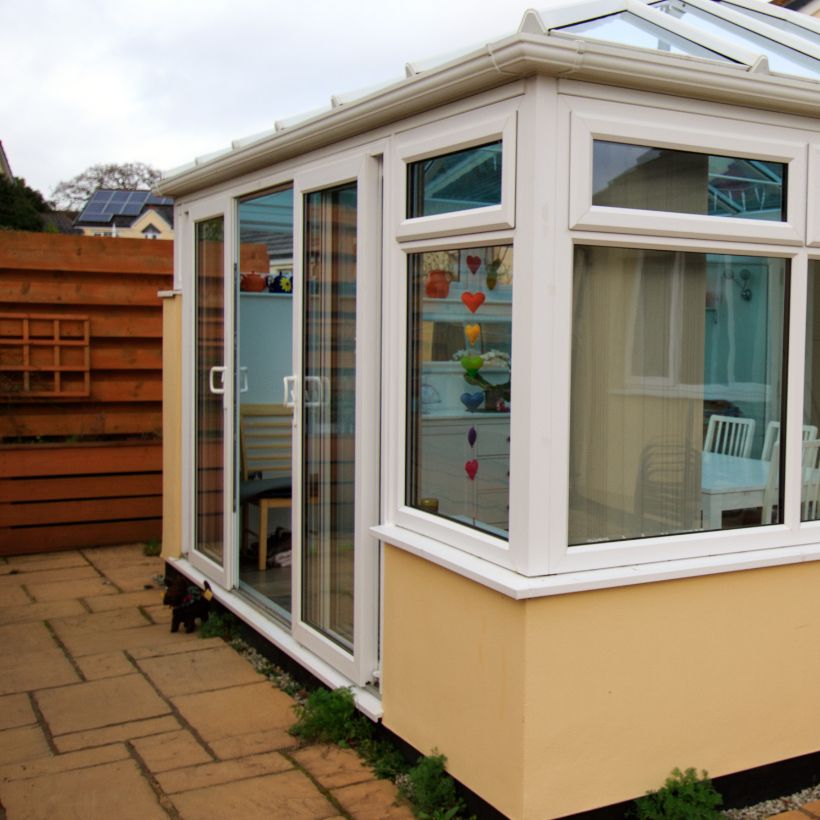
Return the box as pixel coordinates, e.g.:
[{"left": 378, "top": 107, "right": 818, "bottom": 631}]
[
  {"left": 239, "top": 367, "right": 249, "bottom": 394},
  {"left": 283, "top": 375, "right": 297, "bottom": 408}
]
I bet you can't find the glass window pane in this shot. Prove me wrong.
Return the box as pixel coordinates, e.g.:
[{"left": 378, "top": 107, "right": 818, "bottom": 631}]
[
  {"left": 557, "top": 11, "right": 734, "bottom": 61},
  {"left": 407, "top": 245, "right": 513, "bottom": 537},
  {"left": 407, "top": 141, "right": 502, "bottom": 218},
  {"left": 236, "top": 187, "right": 294, "bottom": 619},
  {"left": 593, "top": 141, "right": 786, "bottom": 221},
  {"left": 195, "top": 217, "right": 225, "bottom": 566},
  {"left": 569, "top": 246, "right": 787, "bottom": 545},
  {"left": 803, "top": 260, "right": 820, "bottom": 522},
  {"left": 302, "top": 183, "right": 357, "bottom": 651}
]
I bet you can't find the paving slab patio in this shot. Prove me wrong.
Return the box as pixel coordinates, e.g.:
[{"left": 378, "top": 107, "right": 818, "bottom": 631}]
[{"left": 0, "top": 544, "right": 411, "bottom": 820}]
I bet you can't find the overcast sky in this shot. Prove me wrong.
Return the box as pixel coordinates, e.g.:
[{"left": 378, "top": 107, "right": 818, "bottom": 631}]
[{"left": 2, "top": 0, "right": 537, "bottom": 201}]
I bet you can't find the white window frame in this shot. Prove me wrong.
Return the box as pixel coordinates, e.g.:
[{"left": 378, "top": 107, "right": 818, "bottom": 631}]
[
  {"left": 807, "top": 145, "right": 820, "bottom": 248},
  {"left": 565, "top": 96, "right": 806, "bottom": 246},
  {"left": 394, "top": 99, "right": 518, "bottom": 241}
]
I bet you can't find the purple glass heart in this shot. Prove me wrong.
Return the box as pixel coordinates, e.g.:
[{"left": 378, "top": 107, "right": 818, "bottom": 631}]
[{"left": 467, "top": 426, "right": 477, "bottom": 447}]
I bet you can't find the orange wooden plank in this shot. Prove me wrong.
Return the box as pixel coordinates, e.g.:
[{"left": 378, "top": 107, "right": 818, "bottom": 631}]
[
  {"left": 0, "top": 495, "right": 161, "bottom": 526},
  {"left": 90, "top": 342, "right": 162, "bottom": 370},
  {"left": 0, "top": 276, "right": 168, "bottom": 307},
  {"left": 0, "top": 442, "right": 162, "bottom": 477},
  {"left": 0, "top": 518, "right": 162, "bottom": 554},
  {"left": 0, "top": 473, "right": 161, "bottom": 502},
  {"left": 0, "top": 232, "right": 173, "bottom": 275},
  {"left": 0, "top": 407, "right": 162, "bottom": 438}
]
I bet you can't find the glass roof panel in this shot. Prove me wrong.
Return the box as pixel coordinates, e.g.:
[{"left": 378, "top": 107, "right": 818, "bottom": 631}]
[
  {"left": 713, "top": 1, "right": 820, "bottom": 46},
  {"left": 556, "top": 10, "right": 735, "bottom": 61},
  {"left": 653, "top": 1, "right": 820, "bottom": 78}
]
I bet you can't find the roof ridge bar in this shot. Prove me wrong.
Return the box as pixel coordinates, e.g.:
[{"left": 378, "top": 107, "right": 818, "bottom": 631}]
[{"left": 675, "top": 0, "right": 820, "bottom": 60}]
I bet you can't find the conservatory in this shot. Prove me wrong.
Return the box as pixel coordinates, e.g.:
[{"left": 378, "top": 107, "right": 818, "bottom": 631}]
[{"left": 158, "top": 1, "right": 820, "bottom": 817}]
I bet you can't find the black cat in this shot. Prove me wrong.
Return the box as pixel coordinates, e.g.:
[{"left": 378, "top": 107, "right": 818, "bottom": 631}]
[{"left": 163, "top": 576, "right": 212, "bottom": 633}]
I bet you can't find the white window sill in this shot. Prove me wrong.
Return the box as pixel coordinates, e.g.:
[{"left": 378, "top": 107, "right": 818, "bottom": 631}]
[{"left": 371, "top": 523, "right": 820, "bottom": 599}]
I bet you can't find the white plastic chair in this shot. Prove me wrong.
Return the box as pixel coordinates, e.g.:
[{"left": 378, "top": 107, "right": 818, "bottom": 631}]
[
  {"left": 761, "top": 439, "right": 820, "bottom": 524},
  {"left": 703, "top": 414, "right": 756, "bottom": 459},
  {"left": 761, "top": 421, "right": 819, "bottom": 461}
]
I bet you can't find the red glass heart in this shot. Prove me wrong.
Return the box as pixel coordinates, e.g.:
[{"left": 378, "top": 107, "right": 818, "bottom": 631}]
[
  {"left": 461, "top": 292, "right": 486, "bottom": 314},
  {"left": 466, "top": 255, "right": 481, "bottom": 274},
  {"left": 465, "top": 459, "right": 479, "bottom": 480}
]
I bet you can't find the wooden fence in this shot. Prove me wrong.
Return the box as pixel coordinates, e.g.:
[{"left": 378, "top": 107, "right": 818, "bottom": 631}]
[{"left": 0, "top": 231, "right": 172, "bottom": 554}]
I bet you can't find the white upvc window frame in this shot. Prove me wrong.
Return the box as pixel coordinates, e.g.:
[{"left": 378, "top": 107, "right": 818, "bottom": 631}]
[
  {"left": 565, "top": 96, "right": 807, "bottom": 246},
  {"left": 550, "top": 91, "right": 819, "bottom": 575},
  {"left": 807, "top": 144, "right": 820, "bottom": 248},
  {"left": 394, "top": 98, "right": 518, "bottom": 241}
]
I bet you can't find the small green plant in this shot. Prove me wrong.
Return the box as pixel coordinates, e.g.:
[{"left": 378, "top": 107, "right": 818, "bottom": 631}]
[
  {"left": 399, "top": 752, "right": 466, "bottom": 820},
  {"left": 290, "top": 686, "right": 371, "bottom": 746},
  {"left": 198, "top": 610, "right": 239, "bottom": 640},
  {"left": 142, "top": 538, "right": 161, "bottom": 557},
  {"left": 634, "top": 767, "right": 723, "bottom": 820}
]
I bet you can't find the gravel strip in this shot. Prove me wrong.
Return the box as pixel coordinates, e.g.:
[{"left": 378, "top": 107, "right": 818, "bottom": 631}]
[{"left": 724, "top": 784, "right": 820, "bottom": 819}]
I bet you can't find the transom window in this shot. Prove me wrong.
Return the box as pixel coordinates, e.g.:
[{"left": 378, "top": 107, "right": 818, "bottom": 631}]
[{"left": 592, "top": 140, "right": 786, "bottom": 221}]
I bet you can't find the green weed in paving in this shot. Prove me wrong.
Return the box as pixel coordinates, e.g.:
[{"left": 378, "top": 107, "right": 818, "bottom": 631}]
[
  {"left": 634, "top": 767, "right": 723, "bottom": 820},
  {"left": 142, "top": 538, "right": 161, "bottom": 557},
  {"left": 290, "top": 686, "right": 472, "bottom": 819}
]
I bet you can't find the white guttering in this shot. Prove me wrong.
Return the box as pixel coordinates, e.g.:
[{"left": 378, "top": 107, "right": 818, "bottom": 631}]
[{"left": 157, "top": 32, "right": 820, "bottom": 199}]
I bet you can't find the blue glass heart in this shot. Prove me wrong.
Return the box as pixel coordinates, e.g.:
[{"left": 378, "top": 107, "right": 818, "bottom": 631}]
[{"left": 460, "top": 392, "right": 484, "bottom": 412}]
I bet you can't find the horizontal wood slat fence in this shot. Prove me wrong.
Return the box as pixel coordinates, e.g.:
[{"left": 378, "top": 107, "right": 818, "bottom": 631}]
[{"left": 0, "top": 231, "right": 172, "bottom": 554}]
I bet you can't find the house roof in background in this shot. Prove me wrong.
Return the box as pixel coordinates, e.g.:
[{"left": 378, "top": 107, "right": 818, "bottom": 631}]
[
  {"left": 159, "top": 0, "right": 820, "bottom": 198},
  {"left": 0, "top": 141, "right": 12, "bottom": 178},
  {"left": 75, "top": 189, "right": 174, "bottom": 227}
]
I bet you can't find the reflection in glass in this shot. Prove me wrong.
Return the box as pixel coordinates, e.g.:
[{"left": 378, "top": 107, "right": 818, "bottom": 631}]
[
  {"left": 569, "top": 246, "right": 787, "bottom": 545},
  {"left": 195, "top": 217, "right": 225, "bottom": 566},
  {"left": 236, "top": 188, "right": 294, "bottom": 618},
  {"left": 302, "top": 183, "right": 357, "bottom": 650},
  {"left": 593, "top": 141, "right": 785, "bottom": 221},
  {"left": 557, "top": 11, "right": 733, "bottom": 61},
  {"left": 407, "top": 141, "right": 502, "bottom": 218},
  {"left": 803, "top": 261, "right": 820, "bottom": 522},
  {"left": 406, "top": 245, "right": 513, "bottom": 537}
]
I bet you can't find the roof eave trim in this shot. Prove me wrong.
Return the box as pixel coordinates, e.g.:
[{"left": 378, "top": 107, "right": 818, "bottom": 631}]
[{"left": 157, "top": 33, "right": 820, "bottom": 198}]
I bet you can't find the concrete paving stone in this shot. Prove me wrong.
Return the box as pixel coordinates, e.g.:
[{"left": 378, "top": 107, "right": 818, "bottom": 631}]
[
  {"left": 26, "top": 577, "right": 117, "bottom": 603},
  {"left": 156, "top": 750, "right": 293, "bottom": 794},
  {"left": 83, "top": 588, "right": 164, "bottom": 612},
  {"left": 83, "top": 544, "right": 154, "bottom": 567},
  {"left": 37, "top": 674, "right": 170, "bottom": 736},
  {"left": 141, "top": 604, "right": 168, "bottom": 624},
  {"left": 0, "top": 599, "right": 86, "bottom": 627},
  {"left": 210, "top": 728, "right": 298, "bottom": 760},
  {"left": 98, "top": 566, "right": 164, "bottom": 592},
  {"left": 58, "top": 622, "right": 203, "bottom": 658},
  {"left": 138, "top": 645, "right": 265, "bottom": 697},
  {"left": 170, "top": 768, "right": 340, "bottom": 820},
  {"left": 0, "top": 725, "right": 51, "bottom": 766},
  {"left": 331, "top": 779, "right": 415, "bottom": 820},
  {"left": 0, "top": 757, "right": 168, "bottom": 820},
  {"left": 0, "top": 566, "right": 99, "bottom": 590},
  {"left": 801, "top": 801, "right": 820, "bottom": 817},
  {"left": 292, "top": 743, "right": 376, "bottom": 790},
  {"left": 55, "top": 715, "right": 180, "bottom": 753},
  {"left": 0, "top": 621, "right": 59, "bottom": 657},
  {"left": 131, "top": 729, "right": 212, "bottom": 773},
  {"left": 766, "top": 812, "right": 808, "bottom": 820},
  {"left": 129, "top": 636, "right": 225, "bottom": 659},
  {"left": 49, "top": 607, "right": 150, "bottom": 641},
  {"left": 2, "top": 651, "right": 80, "bottom": 696},
  {"left": 172, "top": 682, "right": 296, "bottom": 747},
  {"left": 73, "top": 651, "right": 134, "bottom": 681},
  {"left": 0, "top": 694, "right": 35, "bottom": 730},
  {"left": 0, "top": 743, "right": 128, "bottom": 783},
  {"left": 6, "top": 552, "right": 88, "bottom": 570},
  {"left": 0, "top": 586, "right": 32, "bottom": 608}
]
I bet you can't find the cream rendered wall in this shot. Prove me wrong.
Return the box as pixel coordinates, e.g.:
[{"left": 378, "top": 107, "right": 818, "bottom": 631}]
[
  {"left": 79, "top": 207, "right": 174, "bottom": 240},
  {"left": 161, "top": 292, "right": 183, "bottom": 559},
  {"left": 382, "top": 545, "right": 820, "bottom": 820}
]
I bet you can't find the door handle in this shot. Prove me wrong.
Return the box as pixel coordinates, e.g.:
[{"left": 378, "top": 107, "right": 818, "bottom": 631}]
[
  {"left": 283, "top": 375, "right": 297, "bottom": 408},
  {"left": 305, "top": 375, "right": 324, "bottom": 408},
  {"left": 209, "top": 366, "right": 226, "bottom": 395}
]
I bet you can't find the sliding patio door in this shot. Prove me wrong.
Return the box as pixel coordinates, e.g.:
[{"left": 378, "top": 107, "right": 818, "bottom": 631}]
[
  {"left": 187, "top": 199, "right": 233, "bottom": 588},
  {"left": 291, "top": 154, "right": 382, "bottom": 684}
]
